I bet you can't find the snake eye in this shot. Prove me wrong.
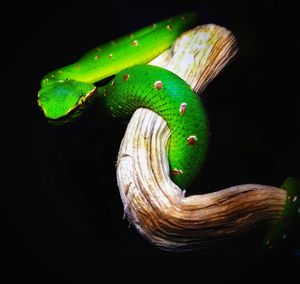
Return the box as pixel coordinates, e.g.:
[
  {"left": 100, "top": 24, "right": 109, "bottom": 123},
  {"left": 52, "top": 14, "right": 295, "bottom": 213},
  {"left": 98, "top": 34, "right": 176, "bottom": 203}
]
[
  {"left": 74, "top": 87, "right": 97, "bottom": 111},
  {"left": 77, "top": 96, "right": 86, "bottom": 110}
]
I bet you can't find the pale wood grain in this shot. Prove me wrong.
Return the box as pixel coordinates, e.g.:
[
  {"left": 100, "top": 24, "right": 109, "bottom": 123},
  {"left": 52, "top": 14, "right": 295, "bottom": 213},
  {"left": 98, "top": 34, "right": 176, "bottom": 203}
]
[{"left": 116, "top": 25, "right": 286, "bottom": 251}]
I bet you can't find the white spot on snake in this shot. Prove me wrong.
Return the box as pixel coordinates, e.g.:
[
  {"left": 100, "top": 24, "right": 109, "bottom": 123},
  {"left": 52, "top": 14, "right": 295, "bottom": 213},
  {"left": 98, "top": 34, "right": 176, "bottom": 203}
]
[
  {"left": 131, "top": 40, "right": 138, "bottom": 46},
  {"left": 57, "top": 70, "right": 63, "bottom": 74},
  {"left": 187, "top": 135, "right": 198, "bottom": 145},
  {"left": 111, "top": 80, "right": 115, "bottom": 87},
  {"left": 293, "top": 196, "right": 298, "bottom": 202},
  {"left": 166, "top": 24, "right": 173, "bottom": 30},
  {"left": 154, "top": 80, "right": 163, "bottom": 90},
  {"left": 51, "top": 74, "right": 55, "bottom": 78},
  {"left": 103, "top": 88, "right": 108, "bottom": 97},
  {"left": 282, "top": 234, "right": 287, "bottom": 240},
  {"left": 172, "top": 168, "right": 183, "bottom": 176},
  {"left": 152, "top": 23, "right": 157, "bottom": 28},
  {"left": 118, "top": 105, "right": 122, "bottom": 109},
  {"left": 108, "top": 53, "right": 113, "bottom": 59},
  {"left": 94, "top": 55, "right": 100, "bottom": 60},
  {"left": 179, "top": 103, "right": 187, "bottom": 116},
  {"left": 123, "top": 74, "right": 129, "bottom": 81}
]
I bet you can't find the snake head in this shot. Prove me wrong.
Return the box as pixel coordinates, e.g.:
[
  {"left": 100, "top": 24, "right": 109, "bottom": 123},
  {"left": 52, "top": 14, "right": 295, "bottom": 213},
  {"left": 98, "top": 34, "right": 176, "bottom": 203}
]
[{"left": 37, "top": 79, "right": 97, "bottom": 124}]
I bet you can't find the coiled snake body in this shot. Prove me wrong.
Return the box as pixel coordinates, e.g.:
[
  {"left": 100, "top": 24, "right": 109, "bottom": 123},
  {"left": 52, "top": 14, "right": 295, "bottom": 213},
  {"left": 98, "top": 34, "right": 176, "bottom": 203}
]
[
  {"left": 38, "top": 12, "right": 208, "bottom": 188},
  {"left": 37, "top": 11, "right": 300, "bottom": 251}
]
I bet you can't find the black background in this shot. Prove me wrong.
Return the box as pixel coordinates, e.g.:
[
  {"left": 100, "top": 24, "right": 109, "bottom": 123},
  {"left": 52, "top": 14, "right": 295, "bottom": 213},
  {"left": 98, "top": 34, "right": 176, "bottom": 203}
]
[{"left": 2, "top": 0, "right": 300, "bottom": 283}]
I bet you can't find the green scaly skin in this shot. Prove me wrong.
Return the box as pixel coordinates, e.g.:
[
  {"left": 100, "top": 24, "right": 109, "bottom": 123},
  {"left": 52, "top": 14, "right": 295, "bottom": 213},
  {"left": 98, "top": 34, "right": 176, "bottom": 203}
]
[
  {"left": 263, "top": 177, "right": 300, "bottom": 250},
  {"left": 99, "top": 65, "right": 208, "bottom": 188},
  {"left": 37, "top": 12, "right": 209, "bottom": 188}
]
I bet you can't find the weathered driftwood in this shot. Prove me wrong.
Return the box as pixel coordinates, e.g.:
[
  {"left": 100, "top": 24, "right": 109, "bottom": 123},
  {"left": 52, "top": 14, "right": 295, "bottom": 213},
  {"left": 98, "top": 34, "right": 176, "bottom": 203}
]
[
  {"left": 116, "top": 25, "right": 287, "bottom": 251},
  {"left": 149, "top": 24, "right": 238, "bottom": 92}
]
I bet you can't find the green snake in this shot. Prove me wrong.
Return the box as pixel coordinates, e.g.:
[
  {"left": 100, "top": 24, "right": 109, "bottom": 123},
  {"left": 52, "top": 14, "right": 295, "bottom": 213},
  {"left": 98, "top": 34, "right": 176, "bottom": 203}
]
[
  {"left": 37, "top": 11, "right": 300, "bottom": 248},
  {"left": 37, "top": 12, "right": 208, "bottom": 188}
]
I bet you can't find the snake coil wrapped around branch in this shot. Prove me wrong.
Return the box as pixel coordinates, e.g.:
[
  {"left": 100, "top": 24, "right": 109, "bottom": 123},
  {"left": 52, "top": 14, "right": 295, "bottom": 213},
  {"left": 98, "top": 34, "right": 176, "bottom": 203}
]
[
  {"left": 116, "top": 24, "right": 298, "bottom": 251},
  {"left": 37, "top": 13, "right": 299, "bottom": 252}
]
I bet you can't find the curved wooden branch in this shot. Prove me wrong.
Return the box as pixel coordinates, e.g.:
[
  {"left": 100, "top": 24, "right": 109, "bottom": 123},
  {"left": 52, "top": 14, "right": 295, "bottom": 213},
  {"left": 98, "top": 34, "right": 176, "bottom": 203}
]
[
  {"left": 116, "top": 24, "right": 287, "bottom": 251},
  {"left": 117, "top": 108, "right": 286, "bottom": 250},
  {"left": 149, "top": 24, "right": 238, "bottom": 93}
]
